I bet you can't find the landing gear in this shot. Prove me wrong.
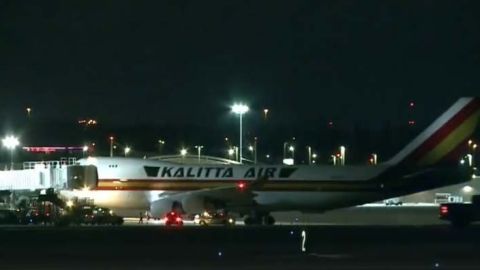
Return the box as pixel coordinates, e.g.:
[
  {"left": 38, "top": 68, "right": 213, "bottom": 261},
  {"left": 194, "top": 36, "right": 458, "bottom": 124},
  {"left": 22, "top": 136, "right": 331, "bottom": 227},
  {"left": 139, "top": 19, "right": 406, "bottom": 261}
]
[
  {"left": 264, "top": 215, "right": 275, "bottom": 225},
  {"left": 243, "top": 213, "right": 275, "bottom": 225}
]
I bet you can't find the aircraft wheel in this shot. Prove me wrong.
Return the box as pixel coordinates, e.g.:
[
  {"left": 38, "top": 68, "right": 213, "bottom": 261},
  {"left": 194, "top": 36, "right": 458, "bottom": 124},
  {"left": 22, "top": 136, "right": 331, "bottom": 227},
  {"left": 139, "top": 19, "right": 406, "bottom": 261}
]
[
  {"left": 244, "top": 216, "right": 256, "bottom": 225},
  {"left": 264, "top": 215, "right": 275, "bottom": 225}
]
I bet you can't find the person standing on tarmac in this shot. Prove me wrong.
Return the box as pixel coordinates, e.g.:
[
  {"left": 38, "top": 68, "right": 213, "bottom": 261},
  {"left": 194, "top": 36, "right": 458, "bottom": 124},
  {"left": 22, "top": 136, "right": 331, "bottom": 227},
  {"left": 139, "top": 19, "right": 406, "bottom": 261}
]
[{"left": 138, "top": 212, "right": 143, "bottom": 224}]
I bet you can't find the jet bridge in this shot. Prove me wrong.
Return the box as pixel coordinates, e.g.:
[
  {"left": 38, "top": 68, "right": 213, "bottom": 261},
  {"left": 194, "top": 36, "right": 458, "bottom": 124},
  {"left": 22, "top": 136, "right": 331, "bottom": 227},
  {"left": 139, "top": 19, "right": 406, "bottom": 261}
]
[{"left": 0, "top": 160, "right": 98, "bottom": 192}]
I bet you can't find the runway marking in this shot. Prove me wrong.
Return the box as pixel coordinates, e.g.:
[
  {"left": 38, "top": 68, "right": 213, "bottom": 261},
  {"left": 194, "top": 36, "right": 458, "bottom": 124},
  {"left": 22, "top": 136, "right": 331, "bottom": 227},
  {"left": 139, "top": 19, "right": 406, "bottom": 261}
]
[{"left": 301, "top": 230, "right": 307, "bottom": 252}]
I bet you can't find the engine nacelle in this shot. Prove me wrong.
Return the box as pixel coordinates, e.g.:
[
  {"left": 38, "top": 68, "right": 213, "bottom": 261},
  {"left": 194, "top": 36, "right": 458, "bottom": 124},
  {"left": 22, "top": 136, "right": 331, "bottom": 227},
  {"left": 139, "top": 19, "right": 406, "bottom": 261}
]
[
  {"left": 150, "top": 196, "right": 218, "bottom": 217},
  {"left": 181, "top": 196, "right": 208, "bottom": 214},
  {"left": 150, "top": 199, "right": 175, "bottom": 218}
]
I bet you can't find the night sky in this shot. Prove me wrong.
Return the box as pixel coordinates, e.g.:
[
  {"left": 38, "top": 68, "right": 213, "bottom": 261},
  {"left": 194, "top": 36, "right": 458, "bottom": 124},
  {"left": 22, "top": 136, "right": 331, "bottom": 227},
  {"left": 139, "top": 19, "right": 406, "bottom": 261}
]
[{"left": 1, "top": 1, "right": 479, "bottom": 129}]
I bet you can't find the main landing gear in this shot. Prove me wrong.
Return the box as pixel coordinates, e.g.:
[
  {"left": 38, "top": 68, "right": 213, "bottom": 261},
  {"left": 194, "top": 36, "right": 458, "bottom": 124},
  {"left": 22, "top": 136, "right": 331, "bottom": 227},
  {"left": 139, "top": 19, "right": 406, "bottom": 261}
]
[{"left": 243, "top": 213, "right": 275, "bottom": 225}]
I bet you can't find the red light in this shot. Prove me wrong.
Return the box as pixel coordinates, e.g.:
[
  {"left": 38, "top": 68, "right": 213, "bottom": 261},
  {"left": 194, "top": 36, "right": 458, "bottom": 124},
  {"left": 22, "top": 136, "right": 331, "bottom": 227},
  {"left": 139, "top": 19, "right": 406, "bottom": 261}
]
[
  {"left": 237, "top": 182, "right": 247, "bottom": 191},
  {"left": 175, "top": 217, "right": 182, "bottom": 222},
  {"left": 440, "top": 206, "right": 449, "bottom": 215}
]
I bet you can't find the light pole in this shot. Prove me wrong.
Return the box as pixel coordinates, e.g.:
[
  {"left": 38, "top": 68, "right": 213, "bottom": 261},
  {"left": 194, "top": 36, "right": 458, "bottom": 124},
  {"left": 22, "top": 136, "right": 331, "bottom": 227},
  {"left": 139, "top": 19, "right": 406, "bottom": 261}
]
[
  {"left": 473, "top": 143, "right": 477, "bottom": 166},
  {"left": 158, "top": 139, "right": 165, "bottom": 155},
  {"left": 195, "top": 145, "right": 204, "bottom": 162},
  {"left": 289, "top": 145, "right": 295, "bottom": 164},
  {"left": 26, "top": 107, "right": 32, "bottom": 118},
  {"left": 263, "top": 109, "right": 269, "bottom": 119},
  {"left": 2, "top": 135, "right": 20, "bottom": 170},
  {"left": 331, "top": 154, "right": 337, "bottom": 166},
  {"left": 283, "top": 142, "right": 288, "bottom": 160},
  {"left": 231, "top": 103, "right": 249, "bottom": 164},
  {"left": 468, "top": 140, "right": 477, "bottom": 166},
  {"left": 228, "top": 148, "right": 235, "bottom": 160},
  {"left": 339, "top": 146, "right": 346, "bottom": 166},
  {"left": 124, "top": 146, "right": 131, "bottom": 157},
  {"left": 109, "top": 136, "right": 115, "bottom": 157},
  {"left": 312, "top": 153, "right": 317, "bottom": 164},
  {"left": 82, "top": 145, "right": 89, "bottom": 157},
  {"left": 248, "top": 144, "right": 257, "bottom": 164},
  {"left": 371, "top": 153, "right": 378, "bottom": 165},
  {"left": 307, "top": 146, "right": 312, "bottom": 165}
]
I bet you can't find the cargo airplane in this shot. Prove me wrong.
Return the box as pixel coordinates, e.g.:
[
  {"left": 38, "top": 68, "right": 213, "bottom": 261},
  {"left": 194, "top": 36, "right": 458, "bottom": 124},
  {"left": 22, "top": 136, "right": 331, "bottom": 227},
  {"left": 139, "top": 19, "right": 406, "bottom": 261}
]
[{"left": 68, "top": 97, "right": 479, "bottom": 225}]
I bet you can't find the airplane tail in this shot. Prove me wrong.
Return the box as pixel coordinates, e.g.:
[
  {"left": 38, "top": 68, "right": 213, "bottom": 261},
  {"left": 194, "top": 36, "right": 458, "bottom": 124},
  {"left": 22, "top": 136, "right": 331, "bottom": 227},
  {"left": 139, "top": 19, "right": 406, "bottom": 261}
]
[{"left": 386, "top": 97, "right": 480, "bottom": 168}]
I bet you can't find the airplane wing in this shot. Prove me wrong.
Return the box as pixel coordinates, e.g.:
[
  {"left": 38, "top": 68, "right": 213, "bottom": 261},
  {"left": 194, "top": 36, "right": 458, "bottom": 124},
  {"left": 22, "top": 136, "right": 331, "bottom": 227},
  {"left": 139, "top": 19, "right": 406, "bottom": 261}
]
[{"left": 156, "top": 176, "right": 268, "bottom": 210}]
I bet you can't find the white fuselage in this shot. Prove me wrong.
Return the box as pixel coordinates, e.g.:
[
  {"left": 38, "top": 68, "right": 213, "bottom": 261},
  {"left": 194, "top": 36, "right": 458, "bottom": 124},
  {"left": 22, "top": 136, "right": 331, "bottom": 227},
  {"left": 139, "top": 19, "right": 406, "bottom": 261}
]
[{"left": 65, "top": 157, "right": 392, "bottom": 217}]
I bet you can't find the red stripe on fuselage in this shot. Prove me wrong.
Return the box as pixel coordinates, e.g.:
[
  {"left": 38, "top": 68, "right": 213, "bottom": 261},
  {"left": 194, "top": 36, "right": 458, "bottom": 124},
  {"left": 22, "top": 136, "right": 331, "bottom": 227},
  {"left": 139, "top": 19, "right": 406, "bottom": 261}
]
[{"left": 406, "top": 98, "right": 480, "bottom": 164}]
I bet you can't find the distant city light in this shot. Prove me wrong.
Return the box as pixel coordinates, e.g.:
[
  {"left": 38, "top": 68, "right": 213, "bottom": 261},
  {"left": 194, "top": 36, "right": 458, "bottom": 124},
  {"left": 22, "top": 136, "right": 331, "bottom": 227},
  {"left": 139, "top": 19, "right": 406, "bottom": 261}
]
[
  {"left": 124, "top": 146, "right": 131, "bottom": 156},
  {"left": 288, "top": 146, "right": 294, "bottom": 152},
  {"left": 462, "top": 185, "right": 474, "bottom": 193},
  {"left": 180, "top": 148, "right": 187, "bottom": 156},
  {"left": 78, "top": 119, "right": 97, "bottom": 126},
  {"left": 283, "top": 158, "right": 294, "bottom": 165}
]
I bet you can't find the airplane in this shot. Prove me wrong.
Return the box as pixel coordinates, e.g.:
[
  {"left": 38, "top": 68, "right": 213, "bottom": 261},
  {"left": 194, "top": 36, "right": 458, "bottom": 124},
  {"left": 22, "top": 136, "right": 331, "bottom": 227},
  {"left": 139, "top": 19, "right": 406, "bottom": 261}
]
[{"left": 67, "top": 97, "right": 479, "bottom": 225}]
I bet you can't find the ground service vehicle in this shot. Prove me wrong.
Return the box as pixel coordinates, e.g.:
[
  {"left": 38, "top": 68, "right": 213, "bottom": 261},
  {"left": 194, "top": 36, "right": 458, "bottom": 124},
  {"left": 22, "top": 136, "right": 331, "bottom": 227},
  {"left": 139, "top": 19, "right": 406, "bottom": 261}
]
[
  {"left": 384, "top": 198, "right": 403, "bottom": 206},
  {"left": 164, "top": 211, "right": 183, "bottom": 226},
  {"left": 57, "top": 205, "right": 123, "bottom": 226},
  {"left": 439, "top": 195, "right": 480, "bottom": 227},
  {"left": 196, "top": 211, "right": 235, "bottom": 226},
  {"left": 0, "top": 209, "right": 20, "bottom": 224}
]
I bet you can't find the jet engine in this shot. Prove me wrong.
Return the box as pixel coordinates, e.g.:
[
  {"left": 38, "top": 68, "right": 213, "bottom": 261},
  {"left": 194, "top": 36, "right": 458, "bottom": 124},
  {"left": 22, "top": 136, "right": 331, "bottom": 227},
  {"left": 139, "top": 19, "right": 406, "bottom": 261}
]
[
  {"left": 150, "top": 199, "right": 175, "bottom": 218},
  {"left": 181, "top": 196, "right": 209, "bottom": 214}
]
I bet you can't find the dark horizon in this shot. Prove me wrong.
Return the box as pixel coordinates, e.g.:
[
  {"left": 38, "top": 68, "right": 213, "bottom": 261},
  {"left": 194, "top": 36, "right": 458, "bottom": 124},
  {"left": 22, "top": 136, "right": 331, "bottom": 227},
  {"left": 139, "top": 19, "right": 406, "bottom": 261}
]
[{"left": 1, "top": 1, "right": 479, "bottom": 127}]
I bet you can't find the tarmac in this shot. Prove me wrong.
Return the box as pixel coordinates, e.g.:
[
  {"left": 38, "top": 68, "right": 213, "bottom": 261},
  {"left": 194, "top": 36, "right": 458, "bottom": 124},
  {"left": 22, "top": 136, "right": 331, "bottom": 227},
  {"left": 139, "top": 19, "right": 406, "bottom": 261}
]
[{"left": 0, "top": 224, "right": 479, "bottom": 269}]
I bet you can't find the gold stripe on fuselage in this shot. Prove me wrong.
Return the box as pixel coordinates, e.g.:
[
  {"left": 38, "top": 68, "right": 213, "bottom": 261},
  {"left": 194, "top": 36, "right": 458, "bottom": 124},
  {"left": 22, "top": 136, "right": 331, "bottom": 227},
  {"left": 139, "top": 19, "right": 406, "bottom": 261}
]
[{"left": 96, "top": 179, "right": 381, "bottom": 192}]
